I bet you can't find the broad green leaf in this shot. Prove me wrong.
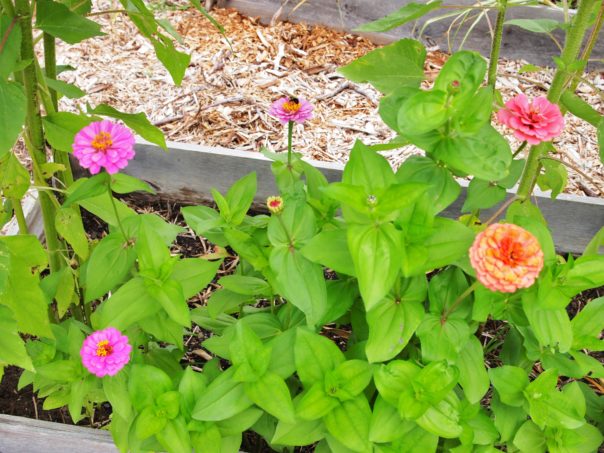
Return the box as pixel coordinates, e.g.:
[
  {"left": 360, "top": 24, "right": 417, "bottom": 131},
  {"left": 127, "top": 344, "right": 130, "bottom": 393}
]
[
  {"left": 433, "top": 51, "right": 486, "bottom": 98},
  {"left": 491, "top": 392, "right": 527, "bottom": 443},
  {"left": 36, "top": 360, "right": 81, "bottom": 382},
  {"left": 505, "top": 18, "right": 561, "bottom": 34},
  {"left": 339, "top": 39, "right": 426, "bottom": 94},
  {"left": 0, "top": 17, "right": 22, "bottom": 79},
  {"left": 572, "top": 297, "right": 604, "bottom": 350},
  {"left": 366, "top": 294, "right": 424, "bottom": 363},
  {"left": 513, "top": 421, "right": 546, "bottom": 453},
  {"left": 560, "top": 90, "right": 601, "bottom": 127},
  {"left": 84, "top": 232, "right": 137, "bottom": 302},
  {"left": 462, "top": 178, "right": 506, "bottom": 212},
  {"left": 296, "top": 382, "right": 339, "bottom": 420},
  {"left": 374, "top": 360, "right": 421, "bottom": 406},
  {"left": 0, "top": 80, "right": 26, "bottom": 155},
  {"left": 103, "top": 372, "right": 132, "bottom": 420},
  {"left": 488, "top": 366, "right": 529, "bottom": 407},
  {"left": 110, "top": 173, "right": 155, "bottom": 194},
  {"left": 42, "top": 112, "right": 93, "bottom": 153},
  {"left": 326, "top": 360, "right": 373, "bottom": 401},
  {"left": 537, "top": 159, "right": 567, "bottom": 199},
  {"left": 151, "top": 279, "right": 190, "bottom": 327},
  {"left": 218, "top": 275, "right": 271, "bottom": 297},
  {"left": 44, "top": 77, "right": 85, "bottom": 99},
  {"left": 0, "top": 152, "right": 30, "bottom": 199},
  {"left": 415, "top": 395, "right": 462, "bottom": 439},
  {"left": 0, "top": 305, "right": 34, "bottom": 371},
  {"left": 272, "top": 416, "right": 324, "bottom": 446},
  {"left": 343, "top": 140, "right": 396, "bottom": 191},
  {"left": 348, "top": 222, "right": 401, "bottom": 311},
  {"left": 170, "top": 258, "right": 221, "bottom": 300},
  {"left": 150, "top": 35, "right": 190, "bottom": 86},
  {"left": 128, "top": 364, "right": 173, "bottom": 411},
  {"left": 370, "top": 396, "right": 410, "bottom": 443},
  {"left": 523, "top": 294, "right": 573, "bottom": 353},
  {"left": 224, "top": 172, "right": 256, "bottom": 225},
  {"left": 230, "top": 322, "right": 271, "bottom": 382},
  {"left": 63, "top": 173, "right": 109, "bottom": 208},
  {"left": 55, "top": 207, "right": 89, "bottom": 259},
  {"left": 192, "top": 368, "right": 253, "bottom": 421},
  {"left": 89, "top": 103, "right": 166, "bottom": 149},
  {"left": 354, "top": 1, "right": 443, "bottom": 32},
  {"left": 36, "top": 0, "right": 104, "bottom": 44},
  {"left": 244, "top": 372, "right": 295, "bottom": 423},
  {"left": 398, "top": 90, "right": 448, "bottom": 135},
  {"left": 456, "top": 336, "right": 489, "bottom": 404},
  {"left": 295, "top": 328, "right": 345, "bottom": 386},
  {"left": 323, "top": 396, "right": 372, "bottom": 452},
  {"left": 416, "top": 313, "right": 470, "bottom": 362},
  {"left": 301, "top": 227, "right": 356, "bottom": 276}
]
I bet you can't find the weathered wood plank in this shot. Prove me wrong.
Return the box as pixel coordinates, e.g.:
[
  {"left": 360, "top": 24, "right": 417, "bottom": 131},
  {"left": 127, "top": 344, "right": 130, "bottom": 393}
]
[
  {"left": 217, "top": 0, "right": 604, "bottom": 69},
  {"left": 124, "top": 140, "right": 604, "bottom": 255},
  {"left": 0, "top": 414, "right": 117, "bottom": 453}
]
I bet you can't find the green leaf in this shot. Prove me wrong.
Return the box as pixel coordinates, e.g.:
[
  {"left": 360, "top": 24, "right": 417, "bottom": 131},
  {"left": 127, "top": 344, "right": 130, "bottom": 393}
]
[
  {"left": 326, "top": 360, "right": 373, "bottom": 402},
  {"left": 462, "top": 178, "right": 506, "bottom": 212},
  {"left": 537, "top": 159, "right": 567, "bottom": 199},
  {"left": 354, "top": 1, "right": 443, "bottom": 32},
  {"left": 84, "top": 232, "right": 136, "bottom": 302},
  {"left": 296, "top": 382, "right": 339, "bottom": 420},
  {"left": 42, "top": 112, "right": 93, "bottom": 153},
  {"left": 103, "top": 372, "right": 132, "bottom": 420},
  {"left": 0, "top": 152, "right": 30, "bottom": 199},
  {"left": 598, "top": 118, "right": 604, "bottom": 164},
  {"left": 433, "top": 51, "right": 486, "bottom": 99},
  {"left": 192, "top": 368, "right": 253, "bottom": 421},
  {"left": 178, "top": 367, "right": 207, "bottom": 420},
  {"left": 518, "top": 64, "right": 541, "bottom": 74},
  {"left": 245, "top": 372, "right": 295, "bottom": 423},
  {"left": 136, "top": 215, "right": 171, "bottom": 272},
  {"left": 513, "top": 421, "right": 546, "bottom": 453},
  {"left": 170, "top": 258, "right": 221, "bottom": 300},
  {"left": 44, "top": 77, "right": 85, "bottom": 99},
  {"left": 224, "top": 172, "right": 256, "bottom": 225},
  {"left": 369, "top": 396, "right": 410, "bottom": 443},
  {"left": 0, "top": 80, "right": 26, "bottom": 155},
  {"left": 415, "top": 394, "right": 463, "bottom": 439},
  {"left": 151, "top": 279, "right": 190, "bottom": 327},
  {"left": 295, "top": 328, "right": 344, "bottom": 387},
  {"left": 0, "top": 305, "right": 34, "bottom": 371},
  {"left": 0, "top": 17, "right": 22, "bottom": 79},
  {"left": 63, "top": 173, "right": 109, "bottom": 208},
  {"left": 109, "top": 173, "right": 155, "bottom": 194},
  {"left": 416, "top": 313, "right": 470, "bottom": 362},
  {"left": 89, "top": 103, "right": 166, "bottom": 149},
  {"left": 456, "top": 336, "right": 489, "bottom": 404},
  {"left": 523, "top": 294, "right": 573, "bottom": 353},
  {"left": 323, "top": 396, "right": 372, "bottom": 452},
  {"left": 560, "top": 90, "right": 601, "bottom": 127},
  {"left": 348, "top": 222, "right": 401, "bottom": 311},
  {"left": 135, "top": 405, "right": 168, "bottom": 439},
  {"left": 491, "top": 392, "right": 527, "bottom": 443},
  {"left": 374, "top": 360, "right": 421, "bottom": 406},
  {"left": 572, "top": 297, "right": 604, "bottom": 350},
  {"left": 55, "top": 207, "right": 89, "bottom": 260},
  {"left": 398, "top": 90, "right": 448, "bottom": 136},
  {"left": 218, "top": 275, "right": 271, "bottom": 297},
  {"left": 230, "top": 322, "right": 271, "bottom": 382},
  {"left": 35, "top": 0, "right": 104, "bottom": 44},
  {"left": 338, "top": 39, "right": 426, "bottom": 94},
  {"left": 366, "top": 293, "right": 424, "bottom": 363},
  {"left": 272, "top": 417, "right": 324, "bottom": 446},
  {"left": 128, "top": 364, "right": 173, "bottom": 411},
  {"left": 150, "top": 35, "right": 190, "bottom": 86},
  {"left": 489, "top": 366, "right": 529, "bottom": 407},
  {"left": 505, "top": 18, "right": 561, "bottom": 34},
  {"left": 301, "top": 227, "right": 356, "bottom": 276},
  {"left": 36, "top": 360, "right": 81, "bottom": 382}
]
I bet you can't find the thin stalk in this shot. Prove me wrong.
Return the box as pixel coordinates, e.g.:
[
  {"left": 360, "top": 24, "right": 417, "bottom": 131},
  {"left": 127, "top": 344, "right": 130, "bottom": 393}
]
[
  {"left": 512, "top": 141, "right": 527, "bottom": 157},
  {"left": 43, "top": 33, "right": 58, "bottom": 110},
  {"left": 441, "top": 281, "right": 480, "bottom": 322},
  {"left": 107, "top": 177, "right": 128, "bottom": 239},
  {"left": 15, "top": 0, "right": 62, "bottom": 271},
  {"left": 516, "top": 0, "right": 598, "bottom": 200},
  {"left": 485, "top": 195, "right": 518, "bottom": 225},
  {"left": 12, "top": 198, "right": 29, "bottom": 234},
  {"left": 488, "top": 0, "right": 508, "bottom": 87},
  {"left": 287, "top": 120, "right": 294, "bottom": 169}
]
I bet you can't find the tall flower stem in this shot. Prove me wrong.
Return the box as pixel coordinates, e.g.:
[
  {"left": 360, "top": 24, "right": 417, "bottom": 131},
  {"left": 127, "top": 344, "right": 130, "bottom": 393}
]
[
  {"left": 487, "top": 0, "right": 508, "bottom": 87},
  {"left": 15, "top": 0, "right": 62, "bottom": 271},
  {"left": 0, "top": 0, "right": 15, "bottom": 16},
  {"left": 107, "top": 177, "right": 128, "bottom": 239},
  {"left": 287, "top": 120, "right": 294, "bottom": 169},
  {"left": 12, "top": 198, "right": 29, "bottom": 234},
  {"left": 515, "top": 0, "right": 598, "bottom": 201}
]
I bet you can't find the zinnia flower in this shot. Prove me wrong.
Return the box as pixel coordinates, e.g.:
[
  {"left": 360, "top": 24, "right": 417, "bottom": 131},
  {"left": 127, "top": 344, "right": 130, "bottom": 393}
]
[
  {"left": 269, "top": 96, "right": 313, "bottom": 124},
  {"left": 266, "top": 195, "right": 283, "bottom": 214},
  {"left": 72, "top": 120, "right": 136, "bottom": 174},
  {"left": 80, "top": 327, "right": 132, "bottom": 377},
  {"left": 496, "top": 94, "right": 564, "bottom": 145},
  {"left": 469, "top": 223, "right": 544, "bottom": 293}
]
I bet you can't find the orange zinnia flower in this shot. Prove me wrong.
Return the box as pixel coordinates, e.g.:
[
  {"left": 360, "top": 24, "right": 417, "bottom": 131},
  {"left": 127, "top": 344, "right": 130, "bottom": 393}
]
[{"left": 469, "top": 223, "right": 544, "bottom": 293}]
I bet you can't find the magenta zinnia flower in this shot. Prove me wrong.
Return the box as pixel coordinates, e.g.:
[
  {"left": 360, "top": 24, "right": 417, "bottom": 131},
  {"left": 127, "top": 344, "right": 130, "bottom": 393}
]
[
  {"left": 72, "top": 120, "right": 135, "bottom": 174},
  {"left": 496, "top": 94, "right": 564, "bottom": 145},
  {"left": 80, "top": 327, "right": 132, "bottom": 377},
  {"left": 269, "top": 96, "right": 313, "bottom": 124}
]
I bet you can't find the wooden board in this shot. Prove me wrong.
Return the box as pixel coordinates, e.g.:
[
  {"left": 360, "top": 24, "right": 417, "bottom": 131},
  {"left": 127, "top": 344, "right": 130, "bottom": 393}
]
[
  {"left": 123, "top": 140, "right": 604, "bottom": 255},
  {"left": 217, "top": 0, "right": 604, "bottom": 69},
  {"left": 0, "top": 414, "right": 117, "bottom": 453}
]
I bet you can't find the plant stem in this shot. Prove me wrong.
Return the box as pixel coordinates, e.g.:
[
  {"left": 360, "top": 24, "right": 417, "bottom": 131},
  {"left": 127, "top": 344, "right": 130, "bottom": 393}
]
[
  {"left": 12, "top": 198, "right": 29, "bottom": 234},
  {"left": 441, "top": 281, "right": 480, "bottom": 322},
  {"left": 487, "top": 0, "right": 508, "bottom": 87},
  {"left": 515, "top": 0, "right": 598, "bottom": 200},
  {"left": 15, "top": 0, "right": 62, "bottom": 271},
  {"left": 485, "top": 195, "right": 518, "bottom": 225},
  {"left": 43, "top": 33, "right": 58, "bottom": 110},
  {"left": 107, "top": 177, "right": 128, "bottom": 239},
  {"left": 287, "top": 120, "right": 294, "bottom": 169},
  {"left": 512, "top": 141, "right": 527, "bottom": 157}
]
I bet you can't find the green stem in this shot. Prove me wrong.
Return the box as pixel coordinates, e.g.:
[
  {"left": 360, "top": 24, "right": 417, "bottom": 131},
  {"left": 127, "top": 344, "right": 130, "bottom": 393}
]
[
  {"left": 287, "top": 120, "right": 294, "bottom": 169},
  {"left": 442, "top": 281, "right": 480, "bottom": 322},
  {"left": 12, "top": 198, "right": 29, "bottom": 234},
  {"left": 107, "top": 177, "right": 128, "bottom": 239},
  {"left": 15, "top": 0, "right": 62, "bottom": 271},
  {"left": 512, "top": 141, "right": 527, "bottom": 158},
  {"left": 488, "top": 0, "right": 508, "bottom": 87},
  {"left": 515, "top": 0, "right": 598, "bottom": 201},
  {"left": 43, "top": 33, "right": 58, "bottom": 110},
  {"left": 547, "top": 0, "right": 599, "bottom": 103}
]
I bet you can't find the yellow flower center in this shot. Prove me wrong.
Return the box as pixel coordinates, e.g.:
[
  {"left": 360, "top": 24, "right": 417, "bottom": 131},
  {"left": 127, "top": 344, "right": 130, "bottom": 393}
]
[
  {"left": 96, "top": 340, "right": 113, "bottom": 357},
  {"left": 282, "top": 98, "right": 301, "bottom": 113},
  {"left": 91, "top": 132, "right": 113, "bottom": 152}
]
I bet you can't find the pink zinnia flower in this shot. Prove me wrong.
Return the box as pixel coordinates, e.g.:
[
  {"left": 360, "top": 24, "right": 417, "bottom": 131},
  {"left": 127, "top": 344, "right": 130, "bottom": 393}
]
[
  {"left": 266, "top": 195, "right": 284, "bottom": 214},
  {"left": 496, "top": 94, "right": 564, "bottom": 145},
  {"left": 269, "top": 96, "right": 313, "bottom": 124},
  {"left": 80, "top": 327, "right": 132, "bottom": 377},
  {"left": 469, "top": 223, "right": 544, "bottom": 293},
  {"left": 72, "top": 120, "right": 135, "bottom": 174}
]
